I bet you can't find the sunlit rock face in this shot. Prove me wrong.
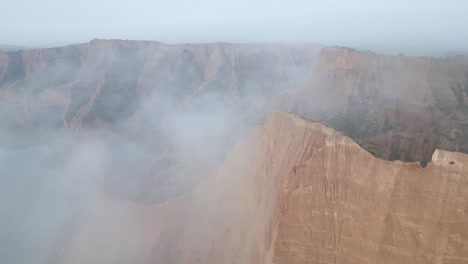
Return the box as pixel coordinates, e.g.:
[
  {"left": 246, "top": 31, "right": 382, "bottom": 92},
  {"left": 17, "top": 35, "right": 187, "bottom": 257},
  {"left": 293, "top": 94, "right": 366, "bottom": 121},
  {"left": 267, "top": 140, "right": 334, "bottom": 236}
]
[
  {"left": 55, "top": 112, "right": 468, "bottom": 263},
  {"left": 270, "top": 113, "right": 468, "bottom": 264}
]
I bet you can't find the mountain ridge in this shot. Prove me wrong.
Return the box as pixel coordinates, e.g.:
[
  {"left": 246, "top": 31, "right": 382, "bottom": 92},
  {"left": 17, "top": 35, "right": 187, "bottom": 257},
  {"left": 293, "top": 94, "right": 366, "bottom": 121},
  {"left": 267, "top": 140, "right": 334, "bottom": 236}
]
[
  {"left": 2, "top": 40, "right": 468, "bottom": 163},
  {"left": 52, "top": 111, "right": 468, "bottom": 264}
]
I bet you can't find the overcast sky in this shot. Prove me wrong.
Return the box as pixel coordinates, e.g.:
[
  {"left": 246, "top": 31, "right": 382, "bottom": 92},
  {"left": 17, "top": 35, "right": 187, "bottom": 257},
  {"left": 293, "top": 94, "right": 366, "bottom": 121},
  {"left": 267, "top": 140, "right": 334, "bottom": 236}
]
[{"left": 2, "top": 0, "right": 467, "bottom": 55}]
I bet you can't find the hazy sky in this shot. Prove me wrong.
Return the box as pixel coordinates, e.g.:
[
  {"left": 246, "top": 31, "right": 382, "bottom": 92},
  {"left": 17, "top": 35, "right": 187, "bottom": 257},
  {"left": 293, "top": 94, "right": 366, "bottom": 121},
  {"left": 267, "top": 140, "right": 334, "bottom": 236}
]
[{"left": 2, "top": 0, "right": 468, "bottom": 54}]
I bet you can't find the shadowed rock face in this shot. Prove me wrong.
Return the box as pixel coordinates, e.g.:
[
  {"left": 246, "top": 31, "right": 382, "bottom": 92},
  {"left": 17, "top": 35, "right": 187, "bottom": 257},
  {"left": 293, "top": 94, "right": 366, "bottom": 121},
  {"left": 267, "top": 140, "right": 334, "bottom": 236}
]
[
  {"left": 53, "top": 112, "right": 468, "bottom": 263},
  {"left": 0, "top": 39, "right": 318, "bottom": 130},
  {"left": 0, "top": 40, "right": 321, "bottom": 204},
  {"left": 300, "top": 47, "right": 468, "bottom": 163}
]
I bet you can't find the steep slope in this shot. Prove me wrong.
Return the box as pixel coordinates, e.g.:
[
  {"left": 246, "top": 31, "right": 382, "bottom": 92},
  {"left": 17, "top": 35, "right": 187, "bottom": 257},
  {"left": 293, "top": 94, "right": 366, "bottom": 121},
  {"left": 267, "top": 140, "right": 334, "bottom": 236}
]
[
  {"left": 0, "top": 39, "right": 322, "bottom": 204},
  {"left": 2, "top": 42, "right": 468, "bottom": 264},
  {"left": 273, "top": 116, "right": 468, "bottom": 263},
  {"left": 1, "top": 40, "right": 468, "bottom": 164},
  {"left": 0, "top": 39, "right": 318, "bottom": 131},
  {"left": 52, "top": 112, "right": 468, "bottom": 264},
  {"left": 58, "top": 112, "right": 330, "bottom": 264},
  {"left": 299, "top": 47, "right": 468, "bottom": 162}
]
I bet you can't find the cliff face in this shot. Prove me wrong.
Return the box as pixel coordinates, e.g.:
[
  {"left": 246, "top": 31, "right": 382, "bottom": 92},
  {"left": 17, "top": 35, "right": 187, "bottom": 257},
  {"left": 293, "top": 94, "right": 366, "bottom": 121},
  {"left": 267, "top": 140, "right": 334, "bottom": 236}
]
[
  {"left": 1, "top": 40, "right": 468, "bottom": 163},
  {"left": 0, "top": 39, "right": 318, "bottom": 130},
  {"left": 299, "top": 47, "right": 468, "bottom": 163},
  {"left": 52, "top": 112, "right": 468, "bottom": 263},
  {"left": 2, "top": 40, "right": 468, "bottom": 263},
  {"left": 58, "top": 112, "right": 328, "bottom": 264},
  {"left": 0, "top": 40, "right": 322, "bottom": 204},
  {"left": 273, "top": 115, "right": 468, "bottom": 264}
]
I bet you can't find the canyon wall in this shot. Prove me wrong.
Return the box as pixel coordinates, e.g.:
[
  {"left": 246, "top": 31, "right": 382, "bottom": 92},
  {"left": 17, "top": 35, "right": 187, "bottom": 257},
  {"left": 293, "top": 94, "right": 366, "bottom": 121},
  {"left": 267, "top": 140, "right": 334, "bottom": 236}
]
[
  {"left": 50, "top": 112, "right": 468, "bottom": 263},
  {"left": 1, "top": 40, "right": 468, "bottom": 163},
  {"left": 2, "top": 41, "right": 468, "bottom": 263}
]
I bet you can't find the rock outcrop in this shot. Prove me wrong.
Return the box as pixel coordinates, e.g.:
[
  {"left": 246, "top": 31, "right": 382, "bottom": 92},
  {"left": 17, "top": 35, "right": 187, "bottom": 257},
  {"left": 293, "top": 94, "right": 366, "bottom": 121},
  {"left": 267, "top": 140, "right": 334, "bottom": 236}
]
[
  {"left": 273, "top": 114, "right": 468, "bottom": 264},
  {"left": 54, "top": 112, "right": 468, "bottom": 263}
]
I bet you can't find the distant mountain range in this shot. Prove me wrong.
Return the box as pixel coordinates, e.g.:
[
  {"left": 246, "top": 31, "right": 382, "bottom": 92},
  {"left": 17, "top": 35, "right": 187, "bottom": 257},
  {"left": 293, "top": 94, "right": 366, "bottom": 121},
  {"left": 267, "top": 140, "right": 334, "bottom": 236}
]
[{"left": 0, "top": 44, "right": 30, "bottom": 51}]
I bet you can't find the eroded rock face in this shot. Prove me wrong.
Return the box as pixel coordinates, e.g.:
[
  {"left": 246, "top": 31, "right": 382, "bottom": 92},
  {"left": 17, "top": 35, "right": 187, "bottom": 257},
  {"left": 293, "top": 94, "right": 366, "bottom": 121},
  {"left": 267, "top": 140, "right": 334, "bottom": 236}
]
[
  {"left": 299, "top": 47, "right": 468, "bottom": 162},
  {"left": 2, "top": 40, "right": 468, "bottom": 263},
  {"left": 273, "top": 114, "right": 468, "bottom": 264},
  {"left": 0, "top": 40, "right": 322, "bottom": 204},
  {"left": 0, "top": 39, "right": 318, "bottom": 130},
  {"left": 1, "top": 40, "right": 468, "bottom": 164},
  {"left": 59, "top": 112, "right": 325, "bottom": 264},
  {"left": 54, "top": 112, "right": 468, "bottom": 263}
]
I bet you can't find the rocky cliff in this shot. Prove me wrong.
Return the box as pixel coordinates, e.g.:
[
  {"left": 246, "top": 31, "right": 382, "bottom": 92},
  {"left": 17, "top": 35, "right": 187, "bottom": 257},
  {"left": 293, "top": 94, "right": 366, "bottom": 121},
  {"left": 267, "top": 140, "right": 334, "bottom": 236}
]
[
  {"left": 1, "top": 40, "right": 468, "bottom": 163},
  {"left": 52, "top": 112, "right": 468, "bottom": 263},
  {"left": 299, "top": 47, "right": 468, "bottom": 163},
  {"left": 273, "top": 113, "right": 468, "bottom": 264},
  {"left": 2, "top": 40, "right": 468, "bottom": 263}
]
